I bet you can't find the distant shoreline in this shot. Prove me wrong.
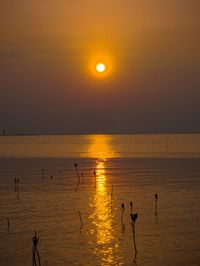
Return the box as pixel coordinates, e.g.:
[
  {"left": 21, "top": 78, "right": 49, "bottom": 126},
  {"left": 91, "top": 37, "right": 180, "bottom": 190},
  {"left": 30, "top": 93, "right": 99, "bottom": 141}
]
[{"left": 1, "top": 132, "right": 200, "bottom": 137}]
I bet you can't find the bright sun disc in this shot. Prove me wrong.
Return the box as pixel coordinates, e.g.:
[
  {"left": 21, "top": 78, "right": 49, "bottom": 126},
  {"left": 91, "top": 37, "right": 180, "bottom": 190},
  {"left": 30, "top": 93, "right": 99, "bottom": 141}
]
[{"left": 96, "top": 63, "right": 106, "bottom": 73}]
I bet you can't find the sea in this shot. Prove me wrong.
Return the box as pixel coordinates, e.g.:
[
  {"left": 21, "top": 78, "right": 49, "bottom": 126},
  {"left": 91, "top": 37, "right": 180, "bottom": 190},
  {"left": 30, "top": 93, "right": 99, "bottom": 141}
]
[{"left": 0, "top": 134, "right": 200, "bottom": 266}]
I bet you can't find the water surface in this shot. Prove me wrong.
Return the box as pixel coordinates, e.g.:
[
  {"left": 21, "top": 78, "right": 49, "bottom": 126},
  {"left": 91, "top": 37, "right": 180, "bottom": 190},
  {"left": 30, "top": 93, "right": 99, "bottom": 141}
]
[
  {"left": 0, "top": 133, "right": 200, "bottom": 158},
  {"left": 0, "top": 134, "right": 200, "bottom": 265}
]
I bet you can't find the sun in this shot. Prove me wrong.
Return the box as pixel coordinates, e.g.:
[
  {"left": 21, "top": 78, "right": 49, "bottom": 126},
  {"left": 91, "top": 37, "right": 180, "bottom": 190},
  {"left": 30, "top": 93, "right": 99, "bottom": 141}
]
[
  {"left": 96, "top": 63, "right": 106, "bottom": 73},
  {"left": 89, "top": 54, "right": 112, "bottom": 78}
]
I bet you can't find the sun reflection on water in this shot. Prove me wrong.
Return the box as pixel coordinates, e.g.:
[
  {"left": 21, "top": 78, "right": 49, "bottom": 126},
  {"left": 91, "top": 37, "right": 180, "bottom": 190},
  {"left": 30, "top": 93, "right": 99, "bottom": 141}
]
[
  {"left": 87, "top": 134, "right": 119, "bottom": 159},
  {"left": 93, "top": 160, "right": 113, "bottom": 245},
  {"left": 88, "top": 136, "right": 123, "bottom": 265}
]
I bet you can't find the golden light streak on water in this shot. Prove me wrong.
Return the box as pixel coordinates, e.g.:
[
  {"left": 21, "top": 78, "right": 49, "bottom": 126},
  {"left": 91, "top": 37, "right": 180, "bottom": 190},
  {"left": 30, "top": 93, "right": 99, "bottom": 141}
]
[
  {"left": 87, "top": 135, "right": 119, "bottom": 159},
  {"left": 94, "top": 160, "right": 112, "bottom": 244},
  {"left": 90, "top": 159, "right": 123, "bottom": 265},
  {"left": 87, "top": 135, "right": 123, "bottom": 265}
]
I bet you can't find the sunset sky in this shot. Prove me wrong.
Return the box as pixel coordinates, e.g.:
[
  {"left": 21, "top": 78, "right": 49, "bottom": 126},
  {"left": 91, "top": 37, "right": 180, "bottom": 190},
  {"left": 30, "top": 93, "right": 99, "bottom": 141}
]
[{"left": 0, "top": 0, "right": 199, "bottom": 134}]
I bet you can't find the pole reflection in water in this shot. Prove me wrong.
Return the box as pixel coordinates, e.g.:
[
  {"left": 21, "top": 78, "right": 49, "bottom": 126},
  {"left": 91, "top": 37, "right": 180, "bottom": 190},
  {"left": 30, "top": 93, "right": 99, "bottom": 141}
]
[{"left": 89, "top": 159, "right": 123, "bottom": 266}]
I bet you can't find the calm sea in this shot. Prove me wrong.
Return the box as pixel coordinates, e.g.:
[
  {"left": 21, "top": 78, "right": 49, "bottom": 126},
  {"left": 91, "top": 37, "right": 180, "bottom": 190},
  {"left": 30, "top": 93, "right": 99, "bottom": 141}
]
[
  {"left": 0, "top": 134, "right": 200, "bottom": 265},
  {"left": 0, "top": 133, "right": 200, "bottom": 158}
]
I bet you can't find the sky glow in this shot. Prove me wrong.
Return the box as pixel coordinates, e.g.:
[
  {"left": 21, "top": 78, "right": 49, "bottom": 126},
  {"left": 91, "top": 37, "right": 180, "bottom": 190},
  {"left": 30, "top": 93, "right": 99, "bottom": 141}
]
[{"left": 0, "top": 1, "right": 199, "bottom": 134}]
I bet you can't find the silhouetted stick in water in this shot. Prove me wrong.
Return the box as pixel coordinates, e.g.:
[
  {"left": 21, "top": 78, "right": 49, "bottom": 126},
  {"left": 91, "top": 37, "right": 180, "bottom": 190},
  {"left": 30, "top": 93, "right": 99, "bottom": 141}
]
[
  {"left": 93, "top": 171, "right": 96, "bottom": 188},
  {"left": 120, "top": 203, "right": 125, "bottom": 231},
  {"left": 130, "top": 213, "right": 138, "bottom": 224},
  {"left": 155, "top": 193, "right": 158, "bottom": 216},
  {"left": 81, "top": 173, "right": 84, "bottom": 184},
  {"left": 77, "top": 210, "right": 83, "bottom": 230},
  {"left": 32, "top": 230, "right": 41, "bottom": 266},
  {"left": 133, "top": 251, "right": 137, "bottom": 265},
  {"left": 130, "top": 201, "right": 133, "bottom": 213},
  {"left": 74, "top": 163, "right": 80, "bottom": 183},
  {"left": 130, "top": 213, "right": 138, "bottom": 258},
  {"left": 50, "top": 175, "right": 53, "bottom": 180},
  {"left": 121, "top": 203, "right": 125, "bottom": 223}
]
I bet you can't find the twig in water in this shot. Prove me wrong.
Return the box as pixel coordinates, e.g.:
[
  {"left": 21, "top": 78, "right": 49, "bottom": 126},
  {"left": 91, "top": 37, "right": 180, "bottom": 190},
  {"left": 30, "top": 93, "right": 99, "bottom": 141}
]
[
  {"left": 130, "top": 213, "right": 138, "bottom": 225},
  {"left": 74, "top": 163, "right": 80, "bottom": 183},
  {"left": 120, "top": 203, "right": 125, "bottom": 231},
  {"left": 32, "top": 230, "right": 41, "bottom": 266},
  {"left": 130, "top": 213, "right": 138, "bottom": 258},
  {"left": 121, "top": 203, "right": 125, "bottom": 223},
  {"left": 81, "top": 173, "right": 84, "bottom": 184},
  {"left": 130, "top": 201, "right": 133, "bottom": 213},
  {"left": 93, "top": 171, "right": 96, "bottom": 188},
  {"left": 155, "top": 193, "right": 158, "bottom": 216},
  {"left": 77, "top": 210, "right": 83, "bottom": 230}
]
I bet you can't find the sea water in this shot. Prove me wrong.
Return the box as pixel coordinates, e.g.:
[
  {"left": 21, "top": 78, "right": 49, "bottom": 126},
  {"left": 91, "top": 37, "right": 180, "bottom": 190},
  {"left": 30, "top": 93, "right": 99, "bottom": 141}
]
[{"left": 0, "top": 134, "right": 200, "bottom": 265}]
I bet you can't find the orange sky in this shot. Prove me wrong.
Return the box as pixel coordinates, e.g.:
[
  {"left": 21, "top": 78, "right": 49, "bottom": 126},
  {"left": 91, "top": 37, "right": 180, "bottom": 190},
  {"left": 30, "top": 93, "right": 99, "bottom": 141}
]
[{"left": 0, "top": 1, "right": 199, "bottom": 134}]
